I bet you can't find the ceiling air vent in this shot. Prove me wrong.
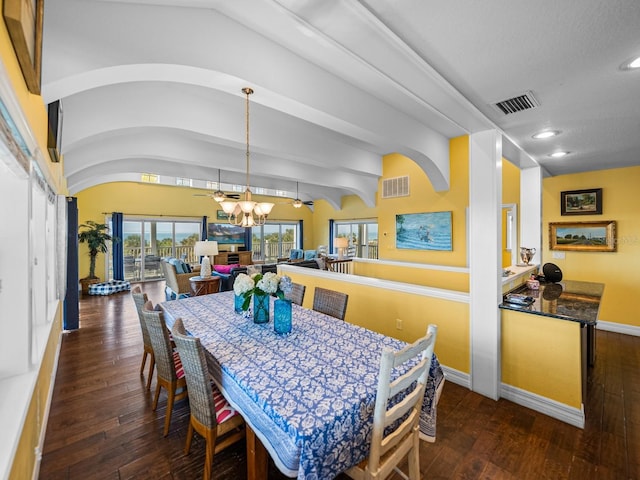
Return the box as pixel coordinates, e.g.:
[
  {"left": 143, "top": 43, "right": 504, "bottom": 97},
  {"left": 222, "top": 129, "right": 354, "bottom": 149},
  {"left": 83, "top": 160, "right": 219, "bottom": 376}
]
[
  {"left": 382, "top": 176, "right": 409, "bottom": 199},
  {"left": 493, "top": 91, "right": 540, "bottom": 115}
]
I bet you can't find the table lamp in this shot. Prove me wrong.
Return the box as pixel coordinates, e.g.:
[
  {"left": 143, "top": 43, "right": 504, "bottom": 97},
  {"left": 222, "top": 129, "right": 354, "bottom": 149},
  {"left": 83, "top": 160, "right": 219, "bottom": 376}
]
[
  {"left": 334, "top": 237, "right": 348, "bottom": 260},
  {"left": 194, "top": 240, "right": 218, "bottom": 278}
]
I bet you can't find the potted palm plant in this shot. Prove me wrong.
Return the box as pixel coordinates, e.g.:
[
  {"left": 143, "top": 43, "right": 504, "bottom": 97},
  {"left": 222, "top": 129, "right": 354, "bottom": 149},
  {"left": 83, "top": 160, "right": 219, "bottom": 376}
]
[{"left": 78, "top": 220, "right": 116, "bottom": 294}]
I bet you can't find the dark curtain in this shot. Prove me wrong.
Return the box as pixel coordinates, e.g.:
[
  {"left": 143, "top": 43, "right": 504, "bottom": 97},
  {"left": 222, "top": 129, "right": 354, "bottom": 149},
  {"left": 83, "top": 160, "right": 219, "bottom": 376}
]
[
  {"left": 64, "top": 197, "right": 79, "bottom": 330},
  {"left": 112, "top": 212, "right": 124, "bottom": 280},
  {"left": 245, "top": 227, "right": 252, "bottom": 251},
  {"left": 328, "top": 219, "right": 335, "bottom": 252},
  {"left": 201, "top": 215, "right": 207, "bottom": 240},
  {"left": 298, "top": 220, "right": 304, "bottom": 249}
]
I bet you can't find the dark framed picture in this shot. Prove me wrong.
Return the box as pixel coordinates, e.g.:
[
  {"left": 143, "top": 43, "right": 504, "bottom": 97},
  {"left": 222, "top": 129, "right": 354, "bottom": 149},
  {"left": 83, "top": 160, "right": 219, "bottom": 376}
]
[
  {"left": 549, "top": 220, "right": 616, "bottom": 252},
  {"left": 216, "top": 210, "right": 229, "bottom": 220},
  {"left": 3, "top": 0, "right": 44, "bottom": 94},
  {"left": 396, "top": 211, "right": 452, "bottom": 251},
  {"left": 560, "top": 188, "right": 602, "bottom": 216},
  {"left": 207, "top": 223, "right": 244, "bottom": 244}
]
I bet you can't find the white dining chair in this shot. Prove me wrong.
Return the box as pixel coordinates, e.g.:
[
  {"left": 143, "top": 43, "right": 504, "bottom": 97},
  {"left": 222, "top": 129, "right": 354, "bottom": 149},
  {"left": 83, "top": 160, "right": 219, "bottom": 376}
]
[{"left": 346, "top": 324, "right": 437, "bottom": 480}]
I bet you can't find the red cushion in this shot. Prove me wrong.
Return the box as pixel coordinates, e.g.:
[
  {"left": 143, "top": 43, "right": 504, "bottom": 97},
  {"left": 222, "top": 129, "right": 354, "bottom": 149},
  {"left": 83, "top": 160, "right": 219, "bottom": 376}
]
[
  {"left": 172, "top": 350, "right": 185, "bottom": 379},
  {"left": 212, "top": 383, "right": 240, "bottom": 424}
]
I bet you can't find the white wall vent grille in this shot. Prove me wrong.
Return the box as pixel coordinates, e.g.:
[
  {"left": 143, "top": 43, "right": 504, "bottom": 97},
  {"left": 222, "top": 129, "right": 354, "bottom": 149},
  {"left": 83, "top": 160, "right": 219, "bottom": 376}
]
[{"left": 382, "top": 176, "right": 409, "bottom": 198}]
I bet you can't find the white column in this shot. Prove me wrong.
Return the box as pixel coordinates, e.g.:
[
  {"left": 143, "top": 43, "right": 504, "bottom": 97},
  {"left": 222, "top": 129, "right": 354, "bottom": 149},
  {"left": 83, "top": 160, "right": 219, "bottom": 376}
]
[
  {"left": 469, "top": 130, "right": 502, "bottom": 400},
  {"left": 520, "top": 166, "right": 543, "bottom": 266}
]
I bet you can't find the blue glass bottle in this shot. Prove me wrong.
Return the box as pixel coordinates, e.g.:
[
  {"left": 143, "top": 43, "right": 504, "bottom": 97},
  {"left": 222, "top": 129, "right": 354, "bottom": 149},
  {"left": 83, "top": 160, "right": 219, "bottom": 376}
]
[
  {"left": 253, "top": 293, "right": 270, "bottom": 324},
  {"left": 274, "top": 299, "right": 292, "bottom": 334},
  {"left": 234, "top": 293, "right": 244, "bottom": 314}
]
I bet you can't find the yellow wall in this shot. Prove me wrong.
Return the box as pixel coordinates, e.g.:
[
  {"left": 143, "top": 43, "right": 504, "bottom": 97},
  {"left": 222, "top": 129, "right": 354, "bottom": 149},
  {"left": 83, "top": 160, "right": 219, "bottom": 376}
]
[
  {"left": 311, "top": 136, "right": 471, "bottom": 266},
  {"left": 0, "top": 8, "right": 65, "bottom": 192},
  {"left": 502, "top": 159, "right": 521, "bottom": 267},
  {"left": 543, "top": 166, "right": 640, "bottom": 327},
  {"left": 76, "top": 182, "right": 315, "bottom": 281},
  {"left": 1, "top": 14, "right": 64, "bottom": 479},
  {"left": 501, "top": 309, "right": 583, "bottom": 408},
  {"left": 353, "top": 261, "right": 469, "bottom": 292},
  {"left": 282, "top": 267, "right": 470, "bottom": 374},
  {"left": 10, "top": 306, "right": 62, "bottom": 480}
]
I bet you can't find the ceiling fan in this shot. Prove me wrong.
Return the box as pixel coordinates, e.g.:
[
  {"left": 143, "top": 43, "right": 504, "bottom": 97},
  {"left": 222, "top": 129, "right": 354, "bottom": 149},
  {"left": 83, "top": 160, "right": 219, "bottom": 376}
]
[
  {"left": 288, "top": 182, "right": 313, "bottom": 208},
  {"left": 193, "top": 169, "right": 240, "bottom": 202}
]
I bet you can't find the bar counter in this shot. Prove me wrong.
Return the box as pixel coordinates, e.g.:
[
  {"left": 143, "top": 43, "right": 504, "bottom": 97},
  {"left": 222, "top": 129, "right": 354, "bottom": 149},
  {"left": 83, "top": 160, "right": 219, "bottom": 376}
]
[
  {"left": 499, "top": 279, "right": 604, "bottom": 326},
  {"left": 500, "top": 279, "right": 604, "bottom": 416}
]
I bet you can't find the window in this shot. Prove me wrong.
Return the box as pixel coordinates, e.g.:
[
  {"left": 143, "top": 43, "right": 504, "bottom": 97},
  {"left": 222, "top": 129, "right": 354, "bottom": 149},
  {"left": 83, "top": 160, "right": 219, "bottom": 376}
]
[
  {"left": 141, "top": 173, "right": 159, "bottom": 183},
  {"left": 176, "top": 177, "right": 192, "bottom": 187},
  {"left": 333, "top": 220, "right": 378, "bottom": 259},
  {"left": 251, "top": 222, "right": 299, "bottom": 263},
  {"left": 206, "top": 181, "right": 219, "bottom": 190}
]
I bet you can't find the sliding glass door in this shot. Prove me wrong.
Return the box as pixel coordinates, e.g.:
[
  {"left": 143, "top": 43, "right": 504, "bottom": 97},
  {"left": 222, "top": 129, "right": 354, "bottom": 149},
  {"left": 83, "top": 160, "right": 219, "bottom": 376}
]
[
  {"left": 333, "top": 220, "right": 378, "bottom": 258},
  {"left": 117, "top": 218, "right": 201, "bottom": 282},
  {"left": 251, "top": 222, "right": 299, "bottom": 263}
]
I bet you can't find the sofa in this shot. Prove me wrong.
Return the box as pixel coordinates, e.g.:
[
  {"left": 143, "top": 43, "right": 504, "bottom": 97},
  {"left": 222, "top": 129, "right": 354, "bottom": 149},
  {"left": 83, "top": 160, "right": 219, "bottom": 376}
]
[{"left": 217, "top": 259, "right": 322, "bottom": 292}]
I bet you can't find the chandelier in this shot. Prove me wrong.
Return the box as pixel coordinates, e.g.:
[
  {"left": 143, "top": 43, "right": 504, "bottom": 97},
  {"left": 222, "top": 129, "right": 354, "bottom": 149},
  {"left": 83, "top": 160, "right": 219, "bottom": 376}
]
[{"left": 220, "top": 87, "right": 274, "bottom": 227}]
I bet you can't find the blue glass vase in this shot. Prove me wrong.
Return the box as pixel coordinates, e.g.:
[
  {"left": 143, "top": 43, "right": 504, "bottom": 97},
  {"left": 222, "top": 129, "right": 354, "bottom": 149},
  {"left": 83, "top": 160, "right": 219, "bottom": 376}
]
[
  {"left": 234, "top": 294, "right": 244, "bottom": 313},
  {"left": 253, "top": 293, "right": 270, "bottom": 324},
  {"left": 274, "top": 299, "right": 292, "bottom": 334}
]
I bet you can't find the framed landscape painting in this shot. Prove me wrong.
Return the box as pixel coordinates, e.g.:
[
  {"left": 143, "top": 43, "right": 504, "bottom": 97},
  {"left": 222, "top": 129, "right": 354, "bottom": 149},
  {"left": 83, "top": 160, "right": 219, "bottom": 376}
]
[
  {"left": 396, "top": 211, "right": 452, "bottom": 251},
  {"left": 549, "top": 220, "right": 616, "bottom": 252},
  {"left": 561, "top": 188, "right": 602, "bottom": 215}
]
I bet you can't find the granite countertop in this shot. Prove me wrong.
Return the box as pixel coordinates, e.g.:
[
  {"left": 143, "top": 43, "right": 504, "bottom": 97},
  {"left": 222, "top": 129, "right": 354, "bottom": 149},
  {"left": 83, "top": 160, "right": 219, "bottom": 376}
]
[{"left": 499, "top": 279, "right": 605, "bottom": 326}]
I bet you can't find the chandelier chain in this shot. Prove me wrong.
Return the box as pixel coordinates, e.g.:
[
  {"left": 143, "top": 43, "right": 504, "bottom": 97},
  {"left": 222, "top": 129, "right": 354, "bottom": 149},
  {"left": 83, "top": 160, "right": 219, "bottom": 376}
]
[{"left": 243, "top": 87, "right": 253, "bottom": 192}]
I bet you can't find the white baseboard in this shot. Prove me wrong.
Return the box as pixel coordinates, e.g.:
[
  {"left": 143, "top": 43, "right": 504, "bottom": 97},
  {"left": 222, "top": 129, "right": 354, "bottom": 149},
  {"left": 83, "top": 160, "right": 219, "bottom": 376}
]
[
  {"left": 441, "top": 365, "right": 470, "bottom": 389},
  {"left": 500, "top": 383, "right": 584, "bottom": 428},
  {"left": 596, "top": 320, "right": 640, "bottom": 337}
]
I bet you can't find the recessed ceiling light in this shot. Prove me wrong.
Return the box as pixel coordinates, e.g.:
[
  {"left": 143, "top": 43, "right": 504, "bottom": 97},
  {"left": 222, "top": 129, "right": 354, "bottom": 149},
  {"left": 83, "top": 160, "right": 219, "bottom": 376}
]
[
  {"left": 549, "top": 151, "right": 570, "bottom": 158},
  {"left": 532, "top": 130, "right": 560, "bottom": 139},
  {"left": 620, "top": 55, "right": 640, "bottom": 71}
]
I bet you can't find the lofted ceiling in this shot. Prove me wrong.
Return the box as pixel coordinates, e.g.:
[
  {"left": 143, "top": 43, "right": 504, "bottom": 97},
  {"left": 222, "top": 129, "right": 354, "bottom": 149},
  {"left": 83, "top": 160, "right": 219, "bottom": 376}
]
[{"left": 42, "top": 0, "right": 640, "bottom": 208}]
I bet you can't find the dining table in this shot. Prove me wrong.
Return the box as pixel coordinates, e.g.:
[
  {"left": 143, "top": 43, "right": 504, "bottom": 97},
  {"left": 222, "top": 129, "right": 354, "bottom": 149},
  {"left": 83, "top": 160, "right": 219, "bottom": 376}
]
[{"left": 160, "top": 290, "right": 444, "bottom": 480}]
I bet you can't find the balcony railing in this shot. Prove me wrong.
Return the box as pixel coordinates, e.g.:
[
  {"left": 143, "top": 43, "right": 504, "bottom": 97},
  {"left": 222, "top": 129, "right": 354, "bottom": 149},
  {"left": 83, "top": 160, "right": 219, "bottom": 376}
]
[{"left": 118, "top": 241, "right": 378, "bottom": 281}]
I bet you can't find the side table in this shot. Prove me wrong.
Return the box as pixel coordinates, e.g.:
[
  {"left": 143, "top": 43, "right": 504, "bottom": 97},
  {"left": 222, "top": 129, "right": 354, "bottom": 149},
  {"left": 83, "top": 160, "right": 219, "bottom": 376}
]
[{"left": 189, "top": 276, "right": 221, "bottom": 296}]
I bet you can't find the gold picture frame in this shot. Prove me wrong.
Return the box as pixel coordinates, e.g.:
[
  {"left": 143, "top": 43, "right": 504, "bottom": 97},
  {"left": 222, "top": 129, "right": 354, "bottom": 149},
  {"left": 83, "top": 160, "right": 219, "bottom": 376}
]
[
  {"left": 3, "top": 0, "right": 44, "bottom": 94},
  {"left": 549, "top": 220, "right": 616, "bottom": 252}
]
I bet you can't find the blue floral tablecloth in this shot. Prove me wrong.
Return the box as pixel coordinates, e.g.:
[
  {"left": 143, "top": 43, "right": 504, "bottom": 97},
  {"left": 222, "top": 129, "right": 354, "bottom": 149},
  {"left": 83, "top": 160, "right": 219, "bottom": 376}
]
[{"left": 161, "top": 291, "right": 444, "bottom": 480}]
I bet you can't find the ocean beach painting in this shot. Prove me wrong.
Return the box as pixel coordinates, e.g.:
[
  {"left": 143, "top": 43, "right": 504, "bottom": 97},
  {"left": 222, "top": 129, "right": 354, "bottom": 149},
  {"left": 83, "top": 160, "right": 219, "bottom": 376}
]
[{"left": 396, "top": 211, "right": 452, "bottom": 251}]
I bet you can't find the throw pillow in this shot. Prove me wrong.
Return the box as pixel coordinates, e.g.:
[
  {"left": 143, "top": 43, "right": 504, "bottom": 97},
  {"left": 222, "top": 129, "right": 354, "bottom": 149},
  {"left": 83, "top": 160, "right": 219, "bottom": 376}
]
[{"left": 214, "top": 264, "right": 236, "bottom": 274}]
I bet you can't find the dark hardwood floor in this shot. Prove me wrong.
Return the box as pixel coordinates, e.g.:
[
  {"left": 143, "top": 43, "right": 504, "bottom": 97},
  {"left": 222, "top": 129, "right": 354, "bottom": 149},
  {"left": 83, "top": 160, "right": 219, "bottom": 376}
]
[{"left": 39, "top": 281, "right": 639, "bottom": 479}]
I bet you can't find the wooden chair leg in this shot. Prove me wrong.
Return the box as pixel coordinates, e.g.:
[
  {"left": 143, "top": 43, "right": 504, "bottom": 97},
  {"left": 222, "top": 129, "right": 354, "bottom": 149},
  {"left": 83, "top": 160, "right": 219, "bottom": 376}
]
[
  {"left": 140, "top": 351, "right": 148, "bottom": 375},
  {"left": 184, "top": 421, "right": 194, "bottom": 455},
  {"left": 163, "top": 386, "right": 176, "bottom": 436},
  {"left": 407, "top": 435, "right": 420, "bottom": 480},
  {"left": 145, "top": 356, "right": 155, "bottom": 391},
  {"left": 204, "top": 427, "right": 215, "bottom": 480},
  {"left": 152, "top": 383, "right": 161, "bottom": 411}
]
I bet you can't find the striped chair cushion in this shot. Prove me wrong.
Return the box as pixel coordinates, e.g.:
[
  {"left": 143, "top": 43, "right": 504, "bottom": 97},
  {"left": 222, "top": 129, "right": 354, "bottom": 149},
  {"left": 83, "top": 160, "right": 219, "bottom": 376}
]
[
  {"left": 212, "top": 383, "right": 239, "bottom": 424},
  {"left": 172, "top": 350, "right": 185, "bottom": 379}
]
